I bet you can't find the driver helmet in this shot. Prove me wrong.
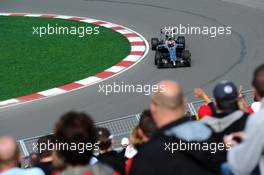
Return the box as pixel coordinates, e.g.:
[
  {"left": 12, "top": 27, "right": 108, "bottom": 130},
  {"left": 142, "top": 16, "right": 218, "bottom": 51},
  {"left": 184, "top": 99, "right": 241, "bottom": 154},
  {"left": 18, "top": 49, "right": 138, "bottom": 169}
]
[{"left": 167, "top": 39, "right": 175, "bottom": 48}]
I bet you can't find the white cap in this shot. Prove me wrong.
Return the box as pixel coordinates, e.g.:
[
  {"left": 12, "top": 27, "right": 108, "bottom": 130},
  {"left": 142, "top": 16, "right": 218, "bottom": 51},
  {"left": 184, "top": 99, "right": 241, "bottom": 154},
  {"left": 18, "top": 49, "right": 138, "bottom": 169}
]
[
  {"left": 251, "top": 102, "right": 262, "bottom": 113},
  {"left": 121, "top": 137, "right": 129, "bottom": 147}
]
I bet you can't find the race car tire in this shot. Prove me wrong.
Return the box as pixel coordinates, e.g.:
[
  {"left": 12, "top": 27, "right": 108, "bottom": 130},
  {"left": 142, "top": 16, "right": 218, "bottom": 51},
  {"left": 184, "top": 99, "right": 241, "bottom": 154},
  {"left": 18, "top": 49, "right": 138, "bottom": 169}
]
[
  {"left": 154, "top": 51, "right": 159, "bottom": 65},
  {"left": 181, "top": 50, "right": 191, "bottom": 67},
  {"left": 151, "top": 38, "right": 159, "bottom": 50},
  {"left": 177, "top": 36, "right": 185, "bottom": 50},
  {"left": 181, "top": 50, "right": 191, "bottom": 59},
  {"left": 187, "top": 57, "right": 191, "bottom": 67},
  {"left": 157, "top": 59, "right": 162, "bottom": 69}
]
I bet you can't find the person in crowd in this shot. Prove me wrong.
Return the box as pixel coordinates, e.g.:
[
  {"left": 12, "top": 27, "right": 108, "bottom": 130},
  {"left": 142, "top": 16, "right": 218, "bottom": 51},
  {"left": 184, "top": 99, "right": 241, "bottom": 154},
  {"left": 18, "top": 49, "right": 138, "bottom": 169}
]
[
  {"left": 125, "top": 109, "right": 158, "bottom": 174},
  {"left": 116, "top": 137, "right": 129, "bottom": 162},
  {"left": 128, "top": 109, "right": 158, "bottom": 150},
  {"left": 96, "top": 127, "right": 125, "bottom": 174},
  {"left": 34, "top": 135, "right": 55, "bottom": 175},
  {"left": 126, "top": 109, "right": 158, "bottom": 158},
  {"left": 0, "top": 136, "right": 44, "bottom": 175},
  {"left": 194, "top": 87, "right": 216, "bottom": 119},
  {"left": 129, "top": 80, "right": 215, "bottom": 175},
  {"left": 136, "top": 109, "right": 158, "bottom": 144},
  {"left": 115, "top": 137, "right": 129, "bottom": 168},
  {"left": 53, "top": 112, "right": 118, "bottom": 175},
  {"left": 120, "top": 138, "right": 129, "bottom": 149},
  {"left": 236, "top": 85, "right": 255, "bottom": 113},
  {"left": 124, "top": 128, "right": 138, "bottom": 160},
  {"left": 28, "top": 152, "right": 40, "bottom": 168},
  {"left": 200, "top": 81, "right": 249, "bottom": 173},
  {"left": 194, "top": 86, "right": 253, "bottom": 118},
  {"left": 222, "top": 64, "right": 264, "bottom": 175}
]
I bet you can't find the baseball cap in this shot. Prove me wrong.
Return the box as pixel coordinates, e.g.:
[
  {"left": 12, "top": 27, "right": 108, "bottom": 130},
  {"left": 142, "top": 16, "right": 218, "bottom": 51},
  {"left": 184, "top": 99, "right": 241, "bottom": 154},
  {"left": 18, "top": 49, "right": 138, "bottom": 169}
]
[
  {"left": 213, "top": 81, "right": 238, "bottom": 102},
  {"left": 96, "top": 127, "right": 113, "bottom": 141}
]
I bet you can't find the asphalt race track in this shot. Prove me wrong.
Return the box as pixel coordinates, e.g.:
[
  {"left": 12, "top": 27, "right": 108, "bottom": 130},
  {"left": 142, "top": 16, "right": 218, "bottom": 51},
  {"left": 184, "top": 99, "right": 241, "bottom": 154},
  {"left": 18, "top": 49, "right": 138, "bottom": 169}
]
[{"left": 1, "top": 0, "right": 264, "bottom": 139}]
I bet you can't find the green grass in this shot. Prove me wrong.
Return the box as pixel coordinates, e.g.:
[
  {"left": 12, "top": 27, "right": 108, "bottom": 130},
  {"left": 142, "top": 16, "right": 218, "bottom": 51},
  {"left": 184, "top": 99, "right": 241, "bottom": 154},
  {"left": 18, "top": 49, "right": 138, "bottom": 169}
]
[{"left": 0, "top": 16, "right": 130, "bottom": 100}]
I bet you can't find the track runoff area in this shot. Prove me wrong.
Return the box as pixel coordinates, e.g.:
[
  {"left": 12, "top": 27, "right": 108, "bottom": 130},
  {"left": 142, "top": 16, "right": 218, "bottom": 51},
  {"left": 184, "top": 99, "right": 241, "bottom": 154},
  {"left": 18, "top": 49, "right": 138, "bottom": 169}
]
[{"left": 0, "top": 13, "right": 148, "bottom": 106}]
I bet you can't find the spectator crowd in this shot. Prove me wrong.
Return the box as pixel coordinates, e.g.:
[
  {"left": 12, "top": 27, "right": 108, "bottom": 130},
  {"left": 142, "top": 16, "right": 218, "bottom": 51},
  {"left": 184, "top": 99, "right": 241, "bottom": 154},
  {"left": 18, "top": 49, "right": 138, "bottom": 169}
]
[{"left": 0, "top": 64, "right": 264, "bottom": 175}]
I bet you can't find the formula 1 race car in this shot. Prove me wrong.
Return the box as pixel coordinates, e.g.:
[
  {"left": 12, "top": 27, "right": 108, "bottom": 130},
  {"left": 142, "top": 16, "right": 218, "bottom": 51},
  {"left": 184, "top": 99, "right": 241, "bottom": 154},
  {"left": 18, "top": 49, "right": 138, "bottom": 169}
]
[{"left": 151, "top": 29, "right": 191, "bottom": 68}]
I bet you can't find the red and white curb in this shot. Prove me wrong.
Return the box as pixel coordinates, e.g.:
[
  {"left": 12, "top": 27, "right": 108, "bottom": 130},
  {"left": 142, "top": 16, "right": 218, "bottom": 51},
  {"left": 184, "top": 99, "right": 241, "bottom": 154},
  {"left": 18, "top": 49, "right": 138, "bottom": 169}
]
[{"left": 0, "top": 13, "right": 149, "bottom": 107}]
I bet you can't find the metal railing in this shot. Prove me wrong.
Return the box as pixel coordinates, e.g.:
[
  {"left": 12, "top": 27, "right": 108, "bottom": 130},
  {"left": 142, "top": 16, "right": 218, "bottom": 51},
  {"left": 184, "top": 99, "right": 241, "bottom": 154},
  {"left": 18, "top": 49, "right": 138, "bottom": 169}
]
[
  {"left": 17, "top": 90, "right": 254, "bottom": 159},
  {"left": 20, "top": 114, "right": 142, "bottom": 158}
]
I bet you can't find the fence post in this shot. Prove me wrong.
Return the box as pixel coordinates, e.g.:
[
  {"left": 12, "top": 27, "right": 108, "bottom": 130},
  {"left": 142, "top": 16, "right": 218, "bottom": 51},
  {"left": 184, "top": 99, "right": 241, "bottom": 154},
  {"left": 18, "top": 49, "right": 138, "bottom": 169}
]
[{"left": 19, "top": 140, "right": 29, "bottom": 157}]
